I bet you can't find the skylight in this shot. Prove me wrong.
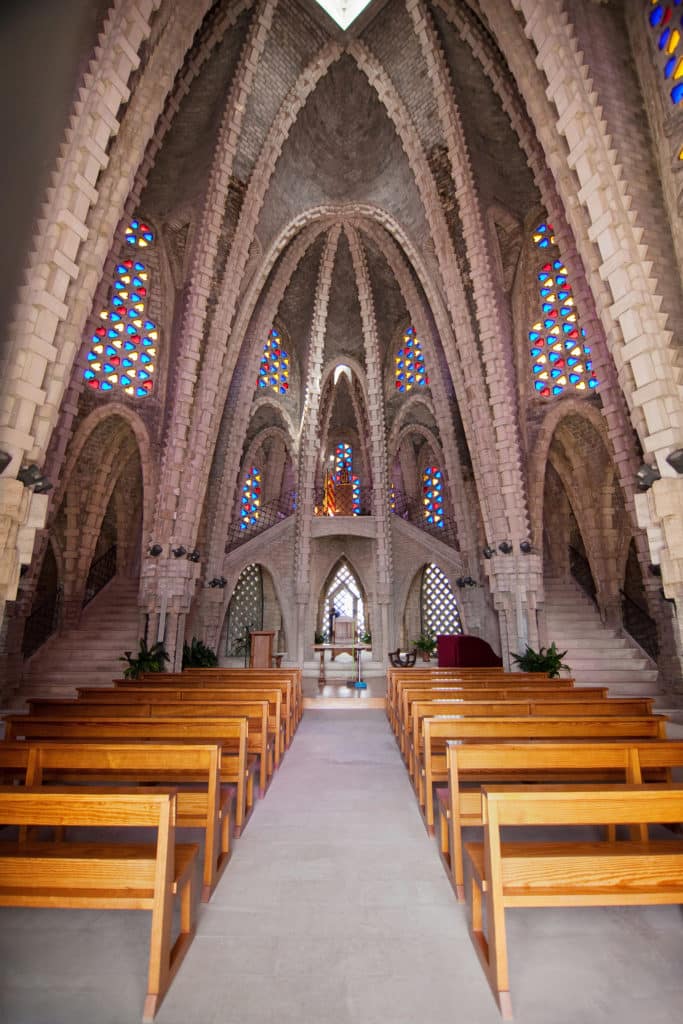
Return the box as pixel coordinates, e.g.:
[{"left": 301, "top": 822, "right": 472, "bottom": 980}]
[{"left": 314, "top": 0, "right": 373, "bottom": 30}]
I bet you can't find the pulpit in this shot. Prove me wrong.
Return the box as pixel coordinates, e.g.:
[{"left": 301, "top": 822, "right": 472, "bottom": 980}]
[{"left": 249, "top": 630, "right": 275, "bottom": 669}]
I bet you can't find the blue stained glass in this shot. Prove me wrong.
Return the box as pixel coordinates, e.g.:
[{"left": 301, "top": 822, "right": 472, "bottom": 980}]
[
  {"left": 101, "top": 381, "right": 113, "bottom": 391},
  {"left": 563, "top": 324, "right": 574, "bottom": 334},
  {"left": 144, "top": 321, "right": 155, "bottom": 331},
  {"left": 129, "top": 293, "right": 140, "bottom": 303},
  {"left": 568, "top": 357, "right": 578, "bottom": 367},
  {"left": 538, "top": 238, "right": 548, "bottom": 248},
  {"left": 110, "top": 313, "right": 121, "bottom": 322},
  {"left": 549, "top": 353, "right": 561, "bottom": 364},
  {"left": 136, "top": 387, "right": 147, "bottom": 397},
  {"left": 589, "top": 378, "right": 599, "bottom": 388},
  {"left": 87, "top": 352, "right": 96, "bottom": 361},
  {"left": 141, "top": 353, "right": 151, "bottom": 364},
  {"left": 551, "top": 369, "right": 562, "bottom": 379},
  {"left": 126, "top": 236, "right": 136, "bottom": 245},
  {"left": 665, "top": 56, "right": 677, "bottom": 78},
  {"left": 106, "top": 346, "right": 116, "bottom": 356},
  {"left": 126, "top": 325, "right": 136, "bottom": 335},
  {"left": 130, "top": 219, "right": 139, "bottom": 229},
  {"left": 530, "top": 348, "right": 542, "bottom": 358},
  {"left": 659, "top": 27, "right": 671, "bottom": 50},
  {"left": 138, "top": 371, "right": 149, "bottom": 381},
  {"left": 107, "top": 330, "right": 118, "bottom": 339},
  {"left": 103, "top": 363, "right": 113, "bottom": 373},
  {"left": 122, "top": 359, "right": 133, "bottom": 368},
  {"left": 529, "top": 331, "right": 541, "bottom": 342},
  {"left": 552, "top": 385, "right": 564, "bottom": 395},
  {"left": 650, "top": 3, "right": 664, "bottom": 22},
  {"left": 569, "top": 374, "right": 580, "bottom": 384},
  {"left": 112, "top": 297, "right": 123, "bottom": 307},
  {"left": 124, "top": 341, "right": 135, "bottom": 351},
  {"left": 534, "top": 380, "right": 546, "bottom": 391},
  {"left": 671, "top": 82, "right": 683, "bottom": 103},
  {"left": 544, "top": 319, "right": 555, "bottom": 329},
  {"left": 542, "top": 302, "right": 554, "bottom": 313},
  {"left": 84, "top": 369, "right": 95, "bottom": 380}
]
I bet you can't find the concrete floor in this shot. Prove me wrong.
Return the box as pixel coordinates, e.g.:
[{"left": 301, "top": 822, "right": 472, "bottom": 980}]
[{"left": 1, "top": 709, "right": 683, "bottom": 1024}]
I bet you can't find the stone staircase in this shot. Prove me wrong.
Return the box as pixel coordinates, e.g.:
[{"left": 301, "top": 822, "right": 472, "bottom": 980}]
[
  {"left": 544, "top": 577, "right": 659, "bottom": 696},
  {"left": 12, "top": 576, "right": 140, "bottom": 705}
]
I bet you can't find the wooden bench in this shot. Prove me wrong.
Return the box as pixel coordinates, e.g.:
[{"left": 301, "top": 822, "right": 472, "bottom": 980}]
[
  {"left": 0, "top": 786, "right": 198, "bottom": 1021},
  {"left": 440, "top": 739, "right": 683, "bottom": 899},
  {"left": 465, "top": 784, "right": 683, "bottom": 1019},
  {"left": 395, "top": 684, "right": 608, "bottom": 747},
  {"left": 407, "top": 696, "right": 655, "bottom": 781},
  {"left": 387, "top": 671, "right": 575, "bottom": 735},
  {"left": 26, "top": 698, "right": 274, "bottom": 797},
  {"left": 418, "top": 715, "right": 667, "bottom": 833},
  {"left": 23, "top": 742, "right": 232, "bottom": 902},
  {"left": 75, "top": 686, "right": 285, "bottom": 765},
  {"left": 2, "top": 716, "right": 253, "bottom": 835},
  {"left": 180, "top": 667, "right": 303, "bottom": 728},
  {"left": 123, "top": 675, "right": 297, "bottom": 748}
]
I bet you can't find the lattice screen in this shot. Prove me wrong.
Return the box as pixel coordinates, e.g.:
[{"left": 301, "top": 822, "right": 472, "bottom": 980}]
[
  {"left": 421, "top": 563, "right": 462, "bottom": 636},
  {"left": 225, "top": 563, "right": 263, "bottom": 656},
  {"left": 321, "top": 562, "right": 366, "bottom": 637}
]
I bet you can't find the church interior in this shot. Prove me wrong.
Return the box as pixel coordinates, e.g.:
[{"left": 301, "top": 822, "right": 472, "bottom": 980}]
[{"left": 1, "top": 1, "right": 683, "bottom": 1022}]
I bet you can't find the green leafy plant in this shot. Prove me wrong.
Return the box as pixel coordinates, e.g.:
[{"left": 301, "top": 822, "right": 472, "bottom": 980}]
[
  {"left": 360, "top": 630, "right": 372, "bottom": 645},
  {"left": 510, "top": 641, "right": 569, "bottom": 679},
  {"left": 182, "top": 636, "right": 218, "bottom": 669},
  {"left": 119, "top": 638, "right": 169, "bottom": 679},
  {"left": 413, "top": 629, "right": 437, "bottom": 658},
  {"left": 314, "top": 630, "right": 326, "bottom": 645}
]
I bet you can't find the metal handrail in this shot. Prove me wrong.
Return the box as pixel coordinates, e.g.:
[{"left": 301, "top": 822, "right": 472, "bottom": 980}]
[
  {"left": 83, "top": 545, "right": 117, "bottom": 607},
  {"left": 619, "top": 588, "right": 659, "bottom": 661},
  {"left": 22, "top": 588, "right": 62, "bottom": 658},
  {"left": 225, "top": 490, "right": 297, "bottom": 552}
]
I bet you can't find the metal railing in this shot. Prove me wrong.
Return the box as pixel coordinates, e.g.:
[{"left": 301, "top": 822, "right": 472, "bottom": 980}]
[
  {"left": 390, "top": 488, "right": 460, "bottom": 550},
  {"left": 569, "top": 544, "right": 597, "bottom": 604},
  {"left": 83, "top": 545, "right": 117, "bottom": 607},
  {"left": 225, "top": 490, "right": 297, "bottom": 552},
  {"left": 22, "top": 587, "right": 62, "bottom": 658},
  {"left": 620, "top": 589, "right": 659, "bottom": 661}
]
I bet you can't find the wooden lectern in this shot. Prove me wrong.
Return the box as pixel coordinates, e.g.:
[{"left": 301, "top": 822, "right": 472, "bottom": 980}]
[{"left": 249, "top": 630, "right": 275, "bottom": 669}]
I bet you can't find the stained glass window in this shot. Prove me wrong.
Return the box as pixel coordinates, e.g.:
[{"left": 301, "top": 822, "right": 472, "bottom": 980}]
[
  {"left": 258, "top": 329, "right": 289, "bottom": 394},
  {"left": 421, "top": 563, "right": 462, "bottom": 637},
  {"left": 240, "top": 466, "right": 262, "bottom": 530},
  {"left": 422, "top": 466, "right": 444, "bottom": 528},
  {"left": 334, "top": 443, "right": 360, "bottom": 515},
  {"left": 649, "top": 2, "right": 683, "bottom": 109},
  {"left": 395, "top": 327, "right": 428, "bottom": 392},
  {"left": 83, "top": 218, "right": 157, "bottom": 398},
  {"left": 529, "top": 223, "right": 599, "bottom": 398}
]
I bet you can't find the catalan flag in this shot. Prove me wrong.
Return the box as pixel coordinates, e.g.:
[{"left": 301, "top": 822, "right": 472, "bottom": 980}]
[{"left": 322, "top": 468, "right": 336, "bottom": 516}]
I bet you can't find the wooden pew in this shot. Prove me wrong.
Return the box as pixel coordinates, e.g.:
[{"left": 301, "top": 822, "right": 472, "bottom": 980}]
[
  {"left": 419, "top": 715, "right": 668, "bottom": 833},
  {"left": 2, "top": 716, "right": 253, "bottom": 835},
  {"left": 75, "top": 686, "right": 285, "bottom": 765},
  {"left": 24, "top": 742, "right": 232, "bottom": 902},
  {"left": 26, "top": 698, "right": 274, "bottom": 797},
  {"left": 407, "top": 696, "right": 655, "bottom": 780},
  {"left": 440, "top": 740, "right": 683, "bottom": 899},
  {"left": 387, "top": 671, "right": 575, "bottom": 735},
  {"left": 395, "top": 684, "right": 608, "bottom": 747},
  {"left": 181, "top": 667, "right": 303, "bottom": 728},
  {"left": 0, "top": 786, "right": 199, "bottom": 1021},
  {"left": 121, "top": 675, "right": 297, "bottom": 748},
  {"left": 465, "top": 784, "right": 683, "bottom": 1019}
]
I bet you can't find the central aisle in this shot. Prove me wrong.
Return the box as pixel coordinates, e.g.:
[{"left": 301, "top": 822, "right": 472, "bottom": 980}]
[{"left": 159, "top": 708, "right": 493, "bottom": 1023}]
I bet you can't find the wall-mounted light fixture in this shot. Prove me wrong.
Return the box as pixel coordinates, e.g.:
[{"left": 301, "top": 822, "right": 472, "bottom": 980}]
[
  {"left": 636, "top": 462, "right": 661, "bottom": 489},
  {"left": 208, "top": 576, "right": 227, "bottom": 589},
  {"left": 187, "top": 549, "right": 201, "bottom": 563},
  {"left": 665, "top": 449, "right": 683, "bottom": 474},
  {"left": 456, "top": 576, "right": 477, "bottom": 588},
  {"left": 482, "top": 545, "right": 495, "bottom": 559},
  {"left": 498, "top": 541, "right": 513, "bottom": 554},
  {"left": 172, "top": 546, "right": 187, "bottom": 558},
  {"left": 17, "top": 464, "right": 52, "bottom": 492},
  {"left": 148, "top": 543, "right": 163, "bottom": 557},
  {"left": 519, "top": 540, "right": 532, "bottom": 554}
]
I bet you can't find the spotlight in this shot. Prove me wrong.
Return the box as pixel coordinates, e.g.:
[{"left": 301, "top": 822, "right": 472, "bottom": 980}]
[
  {"left": 498, "top": 541, "right": 513, "bottom": 554},
  {"left": 148, "top": 543, "right": 163, "bottom": 557},
  {"left": 666, "top": 449, "right": 683, "bottom": 474},
  {"left": 17, "top": 464, "right": 43, "bottom": 486},
  {"left": 456, "top": 575, "right": 476, "bottom": 588},
  {"left": 187, "top": 549, "right": 201, "bottom": 563},
  {"left": 0, "top": 450, "right": 11, "bottom": 474},
  {"left": 636, "top": 462, "right": 661, "bottom": 489},
  {"left": 520, "top": 540, "right": 532, "bottom": 554},
  {"left": 482, "top": 545, "right": 495, "bottom": 559},
  {"left": 33, "top": 480, "right": 53, "bottom": 494},
  {"left": 208, "top": 576, "right": 228, "bottom": 589},
  {"left": 172, "top": 545, "right": 187, "bottom": 558}
]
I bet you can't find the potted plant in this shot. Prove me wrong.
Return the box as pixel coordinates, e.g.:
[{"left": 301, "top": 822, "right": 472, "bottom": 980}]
[
  {"left": 182, "top": 636, "right": 218, "bottom": 669},
  {"left": 413, "top": 629, "right": 437, "bottom": 662},
  {"left": 119, "top": 638, "right": 169, "bottom": 679},
  {"left": 510, "top": 641, "right": 570, "bottom": 679}
]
